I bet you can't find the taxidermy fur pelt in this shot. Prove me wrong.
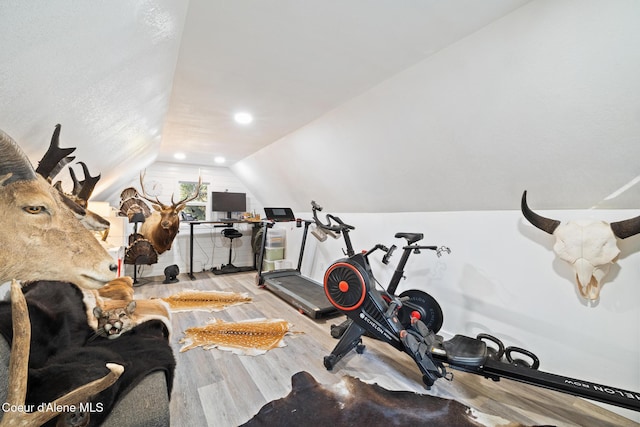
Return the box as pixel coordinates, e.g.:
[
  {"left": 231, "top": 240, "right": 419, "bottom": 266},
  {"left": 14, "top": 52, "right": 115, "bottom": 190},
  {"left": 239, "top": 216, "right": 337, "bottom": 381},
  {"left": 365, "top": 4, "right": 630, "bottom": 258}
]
[{"left": 0, "top": 281, "right": 175, "bottom": 427}]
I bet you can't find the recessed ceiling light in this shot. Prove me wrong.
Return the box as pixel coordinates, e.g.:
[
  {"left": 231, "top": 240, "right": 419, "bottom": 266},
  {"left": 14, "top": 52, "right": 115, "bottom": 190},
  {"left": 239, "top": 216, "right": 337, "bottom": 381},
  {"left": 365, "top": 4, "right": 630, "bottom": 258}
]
[
  {"left": 174, "top": 152, "right": 186, "bottom": 160},
  {"left": 214, "top": 156, "right": 226, "bottom": 164},
  {"left": 234, "top": 112, "right": 253, "bottom": 125}
]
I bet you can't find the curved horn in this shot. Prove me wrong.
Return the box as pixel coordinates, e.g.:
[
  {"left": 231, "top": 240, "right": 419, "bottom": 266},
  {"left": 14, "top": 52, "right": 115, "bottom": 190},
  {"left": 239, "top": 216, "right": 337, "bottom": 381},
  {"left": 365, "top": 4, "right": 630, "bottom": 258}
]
[
  {"left": 521, "top": 191, "right": 561, "bottom": 234},
  {"left": 0, "top": 129, "right": 37, "bottom": 186},
  {"left": 610, "top": 215, "right": 640, "bottom": 239}
]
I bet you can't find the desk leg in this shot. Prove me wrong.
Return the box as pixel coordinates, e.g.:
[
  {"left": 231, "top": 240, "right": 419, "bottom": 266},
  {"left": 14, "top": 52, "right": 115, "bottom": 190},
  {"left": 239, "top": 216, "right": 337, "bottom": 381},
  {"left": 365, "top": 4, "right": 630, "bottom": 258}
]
[{"left": 189, "top": 222, "right": 195, "bottom": 280}]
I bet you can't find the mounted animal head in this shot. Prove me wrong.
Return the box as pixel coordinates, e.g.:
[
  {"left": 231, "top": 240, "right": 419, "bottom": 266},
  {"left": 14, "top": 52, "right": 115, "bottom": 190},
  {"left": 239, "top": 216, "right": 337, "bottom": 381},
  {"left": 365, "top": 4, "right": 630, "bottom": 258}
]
[
  {"left": 39, "top": 124, "right": 111, "bottom": 236},
  {"left": 93, "top": 300, "right": 137, "bottom": 339},
  {"left": 521, "top": 190, "right": 640, "bottom": 300},
  {"left": 138, "top": 171, "right": 202, "bottom": 254},
  {"left": 0, "top": 128, "right": 117, "bottom": 289}
]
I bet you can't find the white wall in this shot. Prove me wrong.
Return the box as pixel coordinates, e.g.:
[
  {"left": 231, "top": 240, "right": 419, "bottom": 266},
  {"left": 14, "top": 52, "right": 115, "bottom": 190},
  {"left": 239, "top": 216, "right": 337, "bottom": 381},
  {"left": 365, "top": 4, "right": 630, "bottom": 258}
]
[
  {"left": 225, "top": 2, "right": 640, "bottom": 419},
  {"left": 280, "top": 208, "right": 640, "bottom": 420},
  {"left": 108, "top": 161, "right": 263, "bottom": 278},
  {"left": 231, "top": 0, "right": 640, "bottom": 213},
  {"left": 102, "top": 1, "right": 640, "bottom": 418}
]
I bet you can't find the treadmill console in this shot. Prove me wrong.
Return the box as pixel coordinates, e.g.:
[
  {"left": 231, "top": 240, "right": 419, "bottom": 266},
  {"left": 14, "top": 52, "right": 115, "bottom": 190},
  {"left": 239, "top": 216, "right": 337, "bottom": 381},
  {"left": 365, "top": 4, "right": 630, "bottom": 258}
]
[{"left": 264, "top": 207, "right": 295, "bottom": 222}]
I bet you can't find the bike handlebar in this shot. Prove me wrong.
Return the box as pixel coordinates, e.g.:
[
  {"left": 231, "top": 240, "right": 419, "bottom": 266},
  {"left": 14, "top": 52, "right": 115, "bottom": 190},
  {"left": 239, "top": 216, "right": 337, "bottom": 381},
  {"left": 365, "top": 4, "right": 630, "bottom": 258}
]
[
  {"left": 368, "top": 242, "right": 451, "bottom": 264},
  {"left": 382, "top": 245, "right": 396, "bottom": 264},
  {"left": 311, "top": 201, "right": 355, "bottom": 233}
]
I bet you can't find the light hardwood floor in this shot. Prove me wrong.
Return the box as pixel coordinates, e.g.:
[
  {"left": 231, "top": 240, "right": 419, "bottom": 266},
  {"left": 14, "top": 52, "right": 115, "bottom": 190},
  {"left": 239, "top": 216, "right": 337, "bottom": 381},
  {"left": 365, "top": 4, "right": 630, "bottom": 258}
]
[{"left": 134, "top": 272, "right": 639, "bottom": 427}]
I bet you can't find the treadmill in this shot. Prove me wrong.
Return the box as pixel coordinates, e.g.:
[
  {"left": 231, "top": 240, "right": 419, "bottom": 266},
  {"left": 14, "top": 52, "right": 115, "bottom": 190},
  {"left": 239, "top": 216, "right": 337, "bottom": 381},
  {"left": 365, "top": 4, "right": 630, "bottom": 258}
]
[{"left": 256, "top": 208, "right": 338, "bottom": 319}]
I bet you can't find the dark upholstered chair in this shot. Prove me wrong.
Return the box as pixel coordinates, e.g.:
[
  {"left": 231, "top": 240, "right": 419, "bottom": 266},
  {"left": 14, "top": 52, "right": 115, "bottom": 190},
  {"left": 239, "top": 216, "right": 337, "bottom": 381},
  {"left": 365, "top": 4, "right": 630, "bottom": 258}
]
[{"left": 0, "top": 337, "right": 170, "bottom": 426}]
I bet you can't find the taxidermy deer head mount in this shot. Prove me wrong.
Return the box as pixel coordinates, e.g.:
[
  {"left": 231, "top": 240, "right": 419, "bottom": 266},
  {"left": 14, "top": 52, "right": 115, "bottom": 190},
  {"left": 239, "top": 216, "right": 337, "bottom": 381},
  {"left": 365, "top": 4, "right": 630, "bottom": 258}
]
[
  {"left": 521, "top": 190, "right": 640, "bottom": 300},
  {"left": 137, "top": 171, "right": 202, "bottom": 254}
]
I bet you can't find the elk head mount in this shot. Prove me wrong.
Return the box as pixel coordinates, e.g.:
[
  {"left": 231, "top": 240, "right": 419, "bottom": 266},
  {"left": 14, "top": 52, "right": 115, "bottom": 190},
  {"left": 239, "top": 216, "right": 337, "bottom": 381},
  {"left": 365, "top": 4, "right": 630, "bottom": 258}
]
[
  {"left": 521, "top": 190, "right": 640, "bottom": 301},
  {"left": 134, "top": 172, "right": 203, "bottom": 255}
]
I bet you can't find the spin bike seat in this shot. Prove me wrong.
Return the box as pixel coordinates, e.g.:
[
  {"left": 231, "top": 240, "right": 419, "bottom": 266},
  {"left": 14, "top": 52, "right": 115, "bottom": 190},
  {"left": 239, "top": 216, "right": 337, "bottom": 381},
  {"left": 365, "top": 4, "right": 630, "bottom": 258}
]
[
  {"left": 395, "top": 232, "right": 423, "bottom": 245},
  {"left": 442, "top": 335, "right": 487, "bottom": 367}
]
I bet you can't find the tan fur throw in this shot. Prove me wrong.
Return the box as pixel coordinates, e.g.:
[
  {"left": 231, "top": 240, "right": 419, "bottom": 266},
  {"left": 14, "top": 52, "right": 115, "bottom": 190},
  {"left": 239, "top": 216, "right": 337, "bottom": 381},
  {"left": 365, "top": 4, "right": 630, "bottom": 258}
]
[
  {"left": 96, "top": 276, "right": 135, "bottom": 301},
  {"left": 82, "top": 276, "right": 172, "bottom": 338}
]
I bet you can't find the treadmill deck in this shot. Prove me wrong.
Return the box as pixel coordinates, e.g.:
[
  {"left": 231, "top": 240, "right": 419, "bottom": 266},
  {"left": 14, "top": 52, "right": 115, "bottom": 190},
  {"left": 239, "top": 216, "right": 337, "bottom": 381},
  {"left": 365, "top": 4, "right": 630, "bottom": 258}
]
[{"left": 262, "top": 273, "right": 338, "bottom": 319}]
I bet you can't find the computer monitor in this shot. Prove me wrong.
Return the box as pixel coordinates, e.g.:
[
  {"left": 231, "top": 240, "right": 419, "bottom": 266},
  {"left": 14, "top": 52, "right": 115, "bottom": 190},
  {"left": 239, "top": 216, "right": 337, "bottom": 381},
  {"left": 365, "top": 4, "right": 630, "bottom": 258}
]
[{"left": 211, "top": 191, "right": 246, "bottom": 218}]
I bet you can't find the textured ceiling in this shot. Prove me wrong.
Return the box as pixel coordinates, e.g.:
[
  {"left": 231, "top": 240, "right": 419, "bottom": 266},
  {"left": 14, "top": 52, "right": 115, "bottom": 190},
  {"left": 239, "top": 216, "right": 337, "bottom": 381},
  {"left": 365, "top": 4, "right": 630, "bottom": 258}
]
[
  {"left": 158, "top": 0, "right": 532, "bottom": 166},
  {"left": 0, "top": 0, "right": 530, "bottom": 204},
  {"left": 3, "top": 1, "right": 639, "bottom": 212},
  {"left": 0, "top": 1, "right": 189, "bottom": 201}
]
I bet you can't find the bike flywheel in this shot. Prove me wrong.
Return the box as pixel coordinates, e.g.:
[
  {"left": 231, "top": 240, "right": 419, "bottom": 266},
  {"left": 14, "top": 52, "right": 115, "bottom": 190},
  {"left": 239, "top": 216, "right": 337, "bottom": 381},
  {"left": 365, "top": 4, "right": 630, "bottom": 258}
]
[
  {"left": 397, "top": 289, "right": 443, "bottom": 333},
  {"left": 323, "top": 261, "right": 368, "bottom": 311}
]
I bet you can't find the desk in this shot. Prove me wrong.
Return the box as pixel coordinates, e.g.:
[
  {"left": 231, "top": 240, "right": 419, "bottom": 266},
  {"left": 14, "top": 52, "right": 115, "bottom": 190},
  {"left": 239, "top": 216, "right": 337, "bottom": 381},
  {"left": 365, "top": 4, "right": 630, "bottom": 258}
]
[{"left": 186, "top": 220, "right": 260, "bottom": 279}]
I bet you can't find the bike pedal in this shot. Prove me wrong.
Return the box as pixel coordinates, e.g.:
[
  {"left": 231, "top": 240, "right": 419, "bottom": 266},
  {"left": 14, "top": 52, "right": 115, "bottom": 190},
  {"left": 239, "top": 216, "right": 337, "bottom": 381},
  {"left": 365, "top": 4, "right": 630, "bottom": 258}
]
[
  {"left": 401, "top": 330, "right": 429, "bottom": 358},
  {"left": 411, "top": 318, "right": 431, "bottom": 338},
  {"left": 400, "top": 330, "right": 421, "bottom": 354},
  {"left": 411, "top": 320, "right": 442, "bottom": 349}
]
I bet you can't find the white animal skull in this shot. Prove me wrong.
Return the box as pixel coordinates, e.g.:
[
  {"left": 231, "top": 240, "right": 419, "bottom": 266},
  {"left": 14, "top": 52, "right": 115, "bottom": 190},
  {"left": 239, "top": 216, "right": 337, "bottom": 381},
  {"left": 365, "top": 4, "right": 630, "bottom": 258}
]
[{"left": 521, "top": 191, "right": 640, "bottom": 300}]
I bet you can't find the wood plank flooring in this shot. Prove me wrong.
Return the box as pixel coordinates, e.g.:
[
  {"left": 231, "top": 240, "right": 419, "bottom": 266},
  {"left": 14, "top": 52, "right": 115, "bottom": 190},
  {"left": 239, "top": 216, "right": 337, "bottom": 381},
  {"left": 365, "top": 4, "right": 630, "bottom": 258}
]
[{"left": 134, "top": 272, "right": 639, "bottom": 427}]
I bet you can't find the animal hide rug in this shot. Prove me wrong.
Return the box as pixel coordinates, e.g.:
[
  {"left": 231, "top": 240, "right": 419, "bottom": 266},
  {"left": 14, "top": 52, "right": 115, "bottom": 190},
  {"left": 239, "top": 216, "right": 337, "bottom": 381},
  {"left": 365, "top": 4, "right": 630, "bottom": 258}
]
[
  {"left": 162, "top": 289, "right": 252, "bottom": 312},
  {"left": 0, "top": 281, "right": 176, "bottom": 427},
  {"left": 179, "top": 318, "right": 296, "bottom": 355},
  {"left": 241, "top": 371, "right": 529, "bottom": 427}
]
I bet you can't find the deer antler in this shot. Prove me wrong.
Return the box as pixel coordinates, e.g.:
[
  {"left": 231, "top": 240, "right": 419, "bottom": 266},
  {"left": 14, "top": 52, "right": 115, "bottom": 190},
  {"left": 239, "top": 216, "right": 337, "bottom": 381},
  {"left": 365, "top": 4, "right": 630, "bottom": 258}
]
[
  {"left": 0, "top": 281, "right": 124, "bottom": 427},
  {"left": 139, "top": 171, "right": 202, "bottom": 209},
  {"left": 4, "top": 281, "right": 30, "bottom": 418},
  {"left": 138, "top": 170, "right": 164, "bottom": 208},
  {"left": 174, "top": 175, "right": 203, "bottom": 210}
]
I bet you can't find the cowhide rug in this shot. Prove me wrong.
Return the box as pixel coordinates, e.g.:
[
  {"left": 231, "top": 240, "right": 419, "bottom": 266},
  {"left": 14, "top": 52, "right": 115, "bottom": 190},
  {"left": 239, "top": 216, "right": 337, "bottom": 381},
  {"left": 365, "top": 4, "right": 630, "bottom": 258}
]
[{"left": 241, "top": 371, "right": 532, "bottom": 427}]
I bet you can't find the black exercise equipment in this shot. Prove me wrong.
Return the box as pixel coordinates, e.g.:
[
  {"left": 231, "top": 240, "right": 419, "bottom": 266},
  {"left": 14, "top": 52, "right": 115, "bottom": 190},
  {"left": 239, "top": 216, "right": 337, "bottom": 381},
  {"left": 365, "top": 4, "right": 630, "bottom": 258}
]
[
  {"left": 314, "top": 203, "right": 446, "bottom": 342},
  {"left": 318, "top": 204, "right": 640, "bottom": 413},
  {"left": 255, "top": 207, "right": 338, "bottom": 319}
]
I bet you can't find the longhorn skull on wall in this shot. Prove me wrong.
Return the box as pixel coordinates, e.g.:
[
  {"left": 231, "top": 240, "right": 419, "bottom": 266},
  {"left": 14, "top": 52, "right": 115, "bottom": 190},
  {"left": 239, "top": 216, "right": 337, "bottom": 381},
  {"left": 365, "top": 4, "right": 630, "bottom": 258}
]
[{"left": 521, "top": 190, "right": 640, "bottom": 300}]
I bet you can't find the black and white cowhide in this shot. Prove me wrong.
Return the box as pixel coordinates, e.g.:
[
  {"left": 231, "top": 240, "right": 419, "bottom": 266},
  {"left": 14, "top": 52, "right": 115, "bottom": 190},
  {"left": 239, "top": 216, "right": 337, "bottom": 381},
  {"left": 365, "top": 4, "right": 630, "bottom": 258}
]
[
  {"left": 0, "top": 281, "right": 175, "bottom": 427},
  {"left": 242, "top": 371, "right": 530, "bottom": 427}
]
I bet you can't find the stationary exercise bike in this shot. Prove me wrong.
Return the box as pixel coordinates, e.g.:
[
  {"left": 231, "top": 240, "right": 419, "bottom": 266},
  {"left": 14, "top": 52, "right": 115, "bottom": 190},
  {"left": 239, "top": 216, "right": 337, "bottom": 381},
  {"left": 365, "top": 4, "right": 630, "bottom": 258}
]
[
  {"left": 311, "top": 201, "right": 446, "bottom": 338},
  {"left": 312, "top": 202, "right": 457, "bottom": 386},
  {"left": 313, "top": 202, "right": 640, "bottom": 412}
]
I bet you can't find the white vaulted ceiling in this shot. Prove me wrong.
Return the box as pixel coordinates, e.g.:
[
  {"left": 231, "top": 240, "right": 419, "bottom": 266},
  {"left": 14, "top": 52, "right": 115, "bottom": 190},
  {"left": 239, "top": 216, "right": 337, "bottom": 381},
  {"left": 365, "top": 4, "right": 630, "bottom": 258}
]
[
  {"left": 159, "top": 0, "right": 532, "bottom": 167},
  {"left": 2, "top": 1, "right": 640, "bottom": 212}
]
